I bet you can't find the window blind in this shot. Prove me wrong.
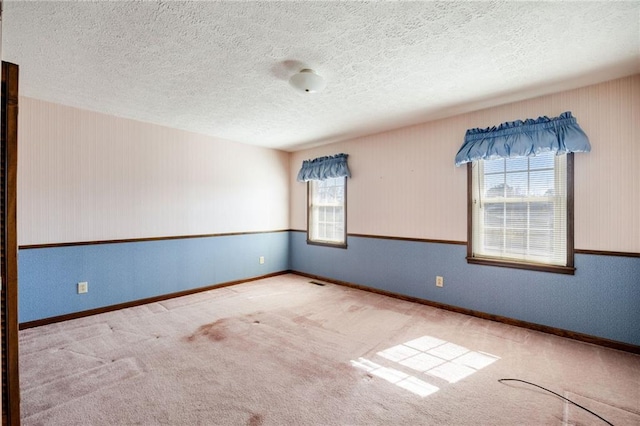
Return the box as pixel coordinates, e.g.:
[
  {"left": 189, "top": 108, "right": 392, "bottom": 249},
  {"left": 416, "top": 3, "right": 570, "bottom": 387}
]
[{"left": 472, "top": 152, "right": 567, "bottom": 265}]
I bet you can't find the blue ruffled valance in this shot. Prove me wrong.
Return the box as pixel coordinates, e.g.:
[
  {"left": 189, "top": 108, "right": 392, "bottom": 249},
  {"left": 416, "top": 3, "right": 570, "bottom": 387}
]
[
  {"left": 297, "top": 153, "right": 351, "bottom": 182},
  {"left": 455, "top": 111, "right": 591, "bottom": 166}
]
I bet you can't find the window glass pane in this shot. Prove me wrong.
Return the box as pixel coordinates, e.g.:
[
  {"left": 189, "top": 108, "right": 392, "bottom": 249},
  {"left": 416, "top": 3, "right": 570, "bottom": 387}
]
[
  {"left": 484, "top": 203, "right": 504, "bottom": 227},
  {"left": 483, "top": 229, "right": 503, "bottom": 253},
  {"left": 484, "top": 175, "right": 506, "bottom": 198},
  {"left": 529, "top": 230, "right": 553, "bottom": 255},
  {"left": 505, "top": 172, "right": 528, "bottom": 197},
  {"left": 505, "top": 229, "right": 527, "bottom": 255},
  {"left": 318, "top": 223, "right": 326, "bottom": 239},
  {"left": 327, "top": 185, "right": 336, "bottom": 202},
  {"left": 529, "top": 169, "right": 555, "bottom": 196},
  {"left": 316, "top": 186, "right": 325, "bottom": 203},
  {"left": 529, "top": 152, "right": 555, "bottom": 170},
  {"left": 529, "top": 202, "right": 553, "bottom": 228},
  {"left": 506, "top": 156, "right": 528, "bottom": 172},
  {"left": 505, "top": 203, "right": 527, "bottom": 228},
  {"left": 484, "top": 159, "right": 504, "bottom": 174}
]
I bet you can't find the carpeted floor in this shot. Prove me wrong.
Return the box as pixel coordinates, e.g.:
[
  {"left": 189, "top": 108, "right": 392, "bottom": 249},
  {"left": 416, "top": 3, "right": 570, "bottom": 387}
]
[{"left": 19, "top": 274, "right": 640, "bottom": 425}]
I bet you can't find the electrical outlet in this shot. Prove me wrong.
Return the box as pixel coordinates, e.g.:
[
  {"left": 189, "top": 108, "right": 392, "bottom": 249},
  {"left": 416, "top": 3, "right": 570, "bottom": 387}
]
[
  {"left": 436, "top": 276, "right": 444, "bottom": 287},
  {"left": 259, "top": 256, "right": 265, "bottom": 264},
  {"left": 77, "top": 281, "right": 88, "bottom": 294}
]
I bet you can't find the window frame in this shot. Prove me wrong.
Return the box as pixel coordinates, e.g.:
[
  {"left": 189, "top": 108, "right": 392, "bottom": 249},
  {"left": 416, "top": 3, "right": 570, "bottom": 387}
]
[
  {"left": 307, "top": 177, "right": 348, "bottom": 249},
  {"left": 466, "top": 153, "right": 575, "bottom": 275}
]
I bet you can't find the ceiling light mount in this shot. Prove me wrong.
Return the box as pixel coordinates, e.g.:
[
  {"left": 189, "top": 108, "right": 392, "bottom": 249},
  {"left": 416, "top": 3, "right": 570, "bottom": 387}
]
[{"left": 289, "top": 69, "right": 326, "bottom": 93}]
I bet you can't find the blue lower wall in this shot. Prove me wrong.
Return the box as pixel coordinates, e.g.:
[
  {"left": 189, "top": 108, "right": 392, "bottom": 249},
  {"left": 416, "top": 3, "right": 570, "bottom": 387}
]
[
  {"left": 19, "top": 230, "right": 640, "bottom": 347},
  {"left": 289, "top": 231, "right": 640, "bottom": 346},
  {"left": 19, "top": 232, "right": 289, "bottom": 323}
]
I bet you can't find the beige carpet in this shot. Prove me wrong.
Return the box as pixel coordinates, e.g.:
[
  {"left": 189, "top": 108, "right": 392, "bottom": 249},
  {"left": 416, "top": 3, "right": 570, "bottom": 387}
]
[{"left": 19, "top": 274, "right": 640, "bottom": 425}]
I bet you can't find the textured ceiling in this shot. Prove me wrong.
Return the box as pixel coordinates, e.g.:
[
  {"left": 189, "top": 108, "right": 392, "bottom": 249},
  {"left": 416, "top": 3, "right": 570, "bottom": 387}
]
[{"left": 3, "top": 1, "right": 639, "bottom": 151}]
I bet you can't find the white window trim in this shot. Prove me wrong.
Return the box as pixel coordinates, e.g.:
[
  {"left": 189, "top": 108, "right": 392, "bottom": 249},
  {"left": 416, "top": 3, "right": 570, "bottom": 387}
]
[{"left": 467, "top": 154, "right": 575, "bottom": 275}]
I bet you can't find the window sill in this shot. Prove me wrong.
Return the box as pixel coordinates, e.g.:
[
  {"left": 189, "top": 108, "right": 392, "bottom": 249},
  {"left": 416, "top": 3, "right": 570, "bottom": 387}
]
[
  {"left": 466, "top": 257, "right": 575, "bottom": 275},
  {"left": 307, "top": 240, "right": 348, "bottom": 249}
]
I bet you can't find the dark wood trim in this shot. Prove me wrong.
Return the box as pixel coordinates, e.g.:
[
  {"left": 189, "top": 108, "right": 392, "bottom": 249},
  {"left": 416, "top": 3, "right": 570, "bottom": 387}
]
[
  {"left": 19, "top": 229, "right": 289, "bottom": 250},
  {"left": 293, "top": 229, "right": 640, "bottom": 258},
  {"left": 466, "top": 257, "right": 576, "bottom": 275},
  {"left": 306, "top": 240, "right": 348, "bottom": 249},
  {"left": 348, "top": 233, "right": 466, "bottom": 246},
  {"left": 2, "top": 61, "right": 20, "bottom": 426},
  {"left": 295, "top": 229, "right": 640, "bottom": 257},
  {"left": 293, "top": 229, "right": 466, "bottom": 246},
  {"left": 22, "top": 229, "right": 637, "bottom": 257},
  {"left": 19, "top": 271, "right": 287, "bottom": 330},
  {"left": 290, "top": 270, "right": 640, "bottom": 355},
  {"left": 575, "top": 249, "right": 640, "bottom": 258}
]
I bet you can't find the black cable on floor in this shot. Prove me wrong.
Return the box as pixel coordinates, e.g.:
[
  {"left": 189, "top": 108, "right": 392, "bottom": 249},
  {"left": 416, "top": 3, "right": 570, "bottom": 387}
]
[{"left": 498, "top": 378, "right": 614, "bottom": 426}]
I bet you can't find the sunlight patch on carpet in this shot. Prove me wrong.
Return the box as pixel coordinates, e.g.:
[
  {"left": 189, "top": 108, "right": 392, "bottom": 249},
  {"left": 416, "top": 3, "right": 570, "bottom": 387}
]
[
  {"left": 427, "top": 361, "right": 476, "bottom": 383},
  {"left": 352, "top": 335, "right": 499, "bottom": 397},
  {"left": 351, "top": 358, "right": 439, "bottom": 397},
  {"left": 377, "top": 335, "right": 500, "bottom": 384},
  {"left": 377, "top": 344, "right": 421, "bottom": 362},
  {"left": 399, "top": 352, "right": 444, "bottom": 372}
]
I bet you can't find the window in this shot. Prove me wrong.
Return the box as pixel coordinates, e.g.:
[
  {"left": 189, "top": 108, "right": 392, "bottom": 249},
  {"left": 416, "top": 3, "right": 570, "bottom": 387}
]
[
  {"left": 457, "top": 112, "right": 588, "bottom": 274},
  {"left": 468, "top": 152, "right": 574, "bottom": 274},
  {"left": 307, "top": 176, "right": 347, "bottom": 247}
]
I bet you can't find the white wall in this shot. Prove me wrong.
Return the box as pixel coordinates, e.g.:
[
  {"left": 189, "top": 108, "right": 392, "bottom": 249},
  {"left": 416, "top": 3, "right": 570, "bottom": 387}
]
[
  {"left": 18, "top": 97, "right": 290, "bottom": 245},
  {"left": 17, "top": 75, "right": 640, "bottom": 251},
  {"left": 290, "top": 75, "right": 640, "bottom": 253}
]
